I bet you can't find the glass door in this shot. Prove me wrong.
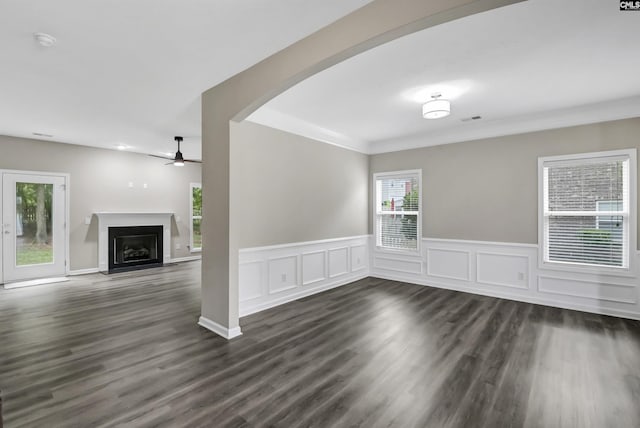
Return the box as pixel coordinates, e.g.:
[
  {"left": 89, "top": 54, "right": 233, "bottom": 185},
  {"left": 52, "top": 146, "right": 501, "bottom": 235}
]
[{"left": 2, "top": 173, "right": 67, "bottom": 283}]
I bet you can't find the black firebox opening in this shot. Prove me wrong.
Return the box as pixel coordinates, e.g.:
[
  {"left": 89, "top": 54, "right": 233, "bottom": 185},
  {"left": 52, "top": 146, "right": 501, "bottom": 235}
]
[{"left": 108, "top": 225, "right": 163, "bottom": 273}]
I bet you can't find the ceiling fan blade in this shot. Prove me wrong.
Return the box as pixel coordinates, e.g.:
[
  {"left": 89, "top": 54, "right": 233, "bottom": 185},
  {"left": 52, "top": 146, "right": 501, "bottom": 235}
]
[
  {"left": 149, "top": 154, "right": 173, "bottom": 160},
  {"left": 184, "top": 159, "right": 202, "bottom": 163},
  {"left": 165, "top": 161, "right": 175, "bottom": 165}
]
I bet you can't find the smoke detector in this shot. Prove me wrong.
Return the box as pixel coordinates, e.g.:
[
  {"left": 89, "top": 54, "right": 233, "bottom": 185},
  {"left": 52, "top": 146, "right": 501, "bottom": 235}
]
[{"left": 34, "top": 33, "right": 57, "bottom": 47}]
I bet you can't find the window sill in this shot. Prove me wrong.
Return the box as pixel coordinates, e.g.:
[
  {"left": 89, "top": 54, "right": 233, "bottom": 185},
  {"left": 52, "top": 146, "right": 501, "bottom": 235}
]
[{"left": 191, "top": 248, "right": 202, "bottom": 254}]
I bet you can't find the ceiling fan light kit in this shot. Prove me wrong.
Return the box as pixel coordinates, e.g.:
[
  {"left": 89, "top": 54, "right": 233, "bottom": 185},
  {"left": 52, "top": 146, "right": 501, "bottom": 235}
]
[
  {"left": 148, "top": 136, "right": 201, "bottom": 166},
  {"left": 422, "top": 93, "right": 451, "bottom": 119}
]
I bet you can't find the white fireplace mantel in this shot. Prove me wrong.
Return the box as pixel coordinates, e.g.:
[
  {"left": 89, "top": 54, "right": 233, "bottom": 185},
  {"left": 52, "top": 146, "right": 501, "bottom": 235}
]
[{"left": 95, "top": 212, "right": 173, "bottom": 272}]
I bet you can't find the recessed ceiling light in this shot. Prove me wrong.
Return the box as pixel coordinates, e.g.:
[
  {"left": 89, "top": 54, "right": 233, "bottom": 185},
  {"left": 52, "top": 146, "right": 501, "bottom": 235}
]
[
  {"left": 34, "top": 33, "right": 57, "bottom": 47},
  {"left": 116, "top": 144, "right": 129, "bottom": 150}
]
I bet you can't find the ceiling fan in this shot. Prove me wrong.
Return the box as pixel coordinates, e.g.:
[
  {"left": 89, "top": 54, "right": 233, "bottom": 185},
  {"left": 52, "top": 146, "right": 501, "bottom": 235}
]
[{"left": 149, "top": 136, "right": 201, "bottom": 166}]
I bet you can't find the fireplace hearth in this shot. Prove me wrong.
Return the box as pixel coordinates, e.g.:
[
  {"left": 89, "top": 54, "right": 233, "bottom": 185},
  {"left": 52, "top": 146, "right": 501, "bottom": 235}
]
[{"left": 108, "top": 225, "right": 164, "bottom": 273}]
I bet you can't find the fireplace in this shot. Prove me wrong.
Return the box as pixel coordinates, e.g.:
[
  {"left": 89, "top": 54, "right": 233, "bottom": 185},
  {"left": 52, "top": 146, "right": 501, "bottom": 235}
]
[
  {"left": 95, "top": 212, "right": 173, "bottom": 273},
  {"left": 108, "top": 225, "right": 164, "bottom": 272}
]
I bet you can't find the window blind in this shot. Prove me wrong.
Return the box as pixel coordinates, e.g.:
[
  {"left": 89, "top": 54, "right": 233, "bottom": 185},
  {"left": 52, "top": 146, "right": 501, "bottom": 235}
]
[
  {"left": 375, "top": 173, "right": 420, "bottom": 250},
  {"left": 543, "top": 156, "right": 629, "bottom": 268}
]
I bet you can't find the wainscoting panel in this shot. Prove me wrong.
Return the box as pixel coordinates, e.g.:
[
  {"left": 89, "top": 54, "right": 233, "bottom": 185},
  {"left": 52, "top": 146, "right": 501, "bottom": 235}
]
[
  {"left": 328, "top": 247, "right": 349, "bottom": 278},
  {"left": 351, "top": 245, "right": 367, "bottom": 272},
  {"left": 239, "top": 262, "right": 263, "bottom": 302},
  {"left": 538, "top": 276, "right": 637, "bottom": 305},
  {"left": 373, "top": 255, "right": 423, "bottom": 275},
  {"left": 302, "top": 251, "right": 326, "bottom": 286},
  {"left": 268, "top": 256, "right": 298, "bottom": 294},
  {"left": 476, "top": 252, "right": 529, "bottom": 290},
  {"left": 371, "top": 239, "right": 640, "bottom": 320},
  {"left": 239, "top": 235, "right": 370, "bottom": 316},
  {"left": 426, "top": 248, "right": 470, "bottom": 281}
]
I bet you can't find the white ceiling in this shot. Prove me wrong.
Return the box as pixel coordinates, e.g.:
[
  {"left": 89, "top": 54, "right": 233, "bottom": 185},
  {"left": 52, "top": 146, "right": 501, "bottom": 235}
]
[
  {"left": 249, "top": 0, "right": 640, "bottom": 154},
  {"left": 0, "top": 0, "right": 373, "bottom": 160}
]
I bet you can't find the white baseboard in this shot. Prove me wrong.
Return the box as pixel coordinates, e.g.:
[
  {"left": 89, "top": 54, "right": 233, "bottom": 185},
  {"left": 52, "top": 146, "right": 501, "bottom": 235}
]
[
  {"left": 372, "top": 271, "right": 640, "bottom": 321},
  {"left": 69, "top": 268, "right": 100, "bottom": 276},
  {"left": 240, "top": 272, "right": 368, "bottom": 317},
  {"left": 170, "top": 255, "right": 202, "bottom": 263},
  {"left": 198, "top": 316, "right": 243, "bottom": 340},
  {"left": 4, "top": 277, "right": 69, "bottom": 289}
]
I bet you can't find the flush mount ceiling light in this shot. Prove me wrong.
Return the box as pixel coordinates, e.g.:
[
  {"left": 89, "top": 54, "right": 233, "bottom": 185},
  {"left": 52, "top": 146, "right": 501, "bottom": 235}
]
[
  {"left": 34, "top": 32, "right": 57, "bottom": 47},
  {"left": 422, "top": 93, "right": 451, "bottom": 119}
]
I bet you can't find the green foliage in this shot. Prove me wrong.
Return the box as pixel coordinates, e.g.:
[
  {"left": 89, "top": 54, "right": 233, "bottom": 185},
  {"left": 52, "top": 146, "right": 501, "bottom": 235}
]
[
  {"left": 192, "top": 186, "right": 202, "bottom": 216},
  {"left": 16, "top": 183, "right": 52, "bottom": 215},
  {"left": 579, "top": 229, "right": 612, "bottom": 244},
  {"left": 403, "top": 189, "right": 419, "bottom": 211},
  {"left": 17, "top": 244, "right": 53, "bottom": 266}
]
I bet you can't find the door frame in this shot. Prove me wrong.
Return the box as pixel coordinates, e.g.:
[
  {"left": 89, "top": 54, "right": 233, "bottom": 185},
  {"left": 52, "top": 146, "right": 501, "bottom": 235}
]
[{"left": 0, "top": 169, "right": 70, "bottom": 283}]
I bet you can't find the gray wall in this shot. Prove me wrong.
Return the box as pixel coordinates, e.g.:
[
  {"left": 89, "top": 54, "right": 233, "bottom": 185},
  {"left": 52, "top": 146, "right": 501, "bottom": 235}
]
[
  {"left": 370, "top": 118, "right": 640, "bottom": 249},
  {"left": 0, "top": 135, "right": 201, "bottom": 270},
  {"left": 230, "top": 121, "right": 369, "bottom": 249}
]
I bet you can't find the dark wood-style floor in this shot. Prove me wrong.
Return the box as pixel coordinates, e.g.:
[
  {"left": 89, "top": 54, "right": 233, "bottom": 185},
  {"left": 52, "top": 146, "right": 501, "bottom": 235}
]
[{"left": 1, "top": 262, "right": 639, "bottom": 428}]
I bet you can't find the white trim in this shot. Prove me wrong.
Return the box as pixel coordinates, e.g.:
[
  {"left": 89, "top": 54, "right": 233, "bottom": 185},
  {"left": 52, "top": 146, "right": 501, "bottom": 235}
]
[
  {"left": 240, "top": 234, "right": 371, "bottom": 253},
  {"left": 371, "top": 237, "right": 639, "bottom": 320},
  {"left": 373, "top": 169, "right": 422, "bottom": 253},
  {"left": 368, "top": 96, "right": 640, "bottom": 155},
  {"left": 94, "top": 212, "right": 173, "bottom": 272},
  {"left": 68, "top": 268, "right": 100, "bottom": 276},
  {"left": 537, "top": 275, "right": 636, "bottom": 304},
  {"left": 475, "top": 252, "right": 529, "bottom": 290},
  {"left": 328, "top": 246, "right": 350, "bottom": 278},
  {"left": 198, "top": 316, "right": 242, "bottom": 340},
  {"left": 301, "top": 250, "right": 327, "bottom": 286},
  {"left": 424, "top": 237, "right": 538, "bottom": 248},
  {"left": 372, "top": 271, "right": 640, "bottom": 321},
  {"left": 170, "top": 255, "right": 201, "bottom": 263},
  {"left": 3, "top": 277, "right": 69, "bottom": 289},
  {"left": 239, "top": 235, "right": 370, "bottom": 316},
  {"left": 0, "top": 169, "right": 71, "bottom": 282},
  {"left": 537, "top": 148, "right": 637, "bottom": 277},
  {"left": 426, "top": 247, "right": 471, "bottom": 281},
  {"left": 246, "top": 107, "right": 370, "bottom": 154}
]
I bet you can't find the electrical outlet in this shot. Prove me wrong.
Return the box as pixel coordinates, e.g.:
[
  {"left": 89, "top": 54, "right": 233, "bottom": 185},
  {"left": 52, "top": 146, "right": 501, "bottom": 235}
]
[
  {"left": 84, "top": 216, "right": 91, "bottom": 225},
  {"left": 128, "top": 181, "right": 134, "bottom": 188},
  {"left": 281, "top": 274, "right": 287, "bottom": 282},
  {"left": 517, "top": 272, "right": 524, "bottom": 280}
]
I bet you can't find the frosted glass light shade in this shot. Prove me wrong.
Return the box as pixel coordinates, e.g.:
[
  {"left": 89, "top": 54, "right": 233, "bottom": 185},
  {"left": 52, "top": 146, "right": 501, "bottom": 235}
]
[{"left": 422, "top": 99, "right": 451, "bottom": 119}]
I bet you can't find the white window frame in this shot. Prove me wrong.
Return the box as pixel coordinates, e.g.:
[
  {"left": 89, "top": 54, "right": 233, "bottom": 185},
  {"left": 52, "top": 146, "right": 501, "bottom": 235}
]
[
  {"left": 537, "top": 149, "right": 637, "bottom": 276},
  {"left": 373, "top": 169, "right": 422, "bottom": 254},
  {"left": 189, "top": 182, "right": 202, "bottom": 253}
]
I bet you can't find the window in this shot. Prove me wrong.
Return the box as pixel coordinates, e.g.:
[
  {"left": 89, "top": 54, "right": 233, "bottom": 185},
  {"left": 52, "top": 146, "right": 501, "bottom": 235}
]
[
  {"left": 190, "top": 183, "right": 202, "bottom": 252},
  {"left": 539, "top": 150, "right": 636, "bottom": 271},
  {"left": 374, "top": 170, "right": 421, "bottom": 251}
]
